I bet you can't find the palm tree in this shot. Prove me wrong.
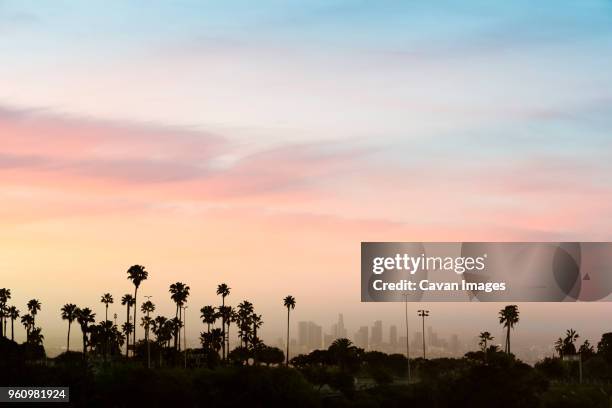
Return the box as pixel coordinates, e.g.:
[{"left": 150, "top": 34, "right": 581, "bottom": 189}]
[
  {"left": 141, "top": 300, "right": 155, "bottom": 368},
  {"left": 169, "top": 282, "right": 190, "bottom": 350},
  {"left": 8, "top": 306, "right": 19, "bottom": 341},
  {"left": 236, "top": 301, "right": 254, "bottom": 348},
  {"left": 121, "top": 294, "right": 135, "bottom": 356},
  {"left": 127, "top": 265, "right": 148, "bottom": 354},
  {"left": 216, "top": 283, "right": 231, "bottom": 359},
  {"left": 29, "top": 327, "right": 44, "bottom": 346},
  {"left": 498, "top": 305, "right": 519, "bottom": 354},
  {"left": 27, "top": 299, "right": 42, "bottom": 326},
  {"left": 76, "top": 307, "right": 96, "bottom": 354},
  {"left": 0, "top": 288, "right": 11, "bottom": 338},
  {"left": 121, "top": 322, "right": 134, "bottom": 357},
  {"left": 252, "top": 313, "right": 263, "bottom": 344},
  {"left": 283, "top": 295, "right": 296, "bottom": 366},
  {"left": 100, "top": 293, "right": 114, "bottom": 322},
  {"left": 20, "top": 314, "right": 34, "bottom": 341},
  {"left": 200, "top": 306, "right": 217, "bottom": 333},
  {"left": 554, "top": 337, "right": 564, "bottom": 357},
  {"left": 478, "top": 331, "right": 494, "bottom": 352},
  {"left": 60, "top": 303, "right": 78, "bottom": 352},
  {"left": 562, "top": 328, "right": 580, "bottom": 356}
]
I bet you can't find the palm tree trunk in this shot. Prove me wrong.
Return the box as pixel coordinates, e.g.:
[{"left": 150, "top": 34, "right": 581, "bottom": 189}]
[
  {"left": 507, "top": 326, "right": 511, "bottom": 354},
  {"left": 125, "top": 305, "right": 130, "bottom": 358},
  {"left": 174, "top": 304, "right": 179, "bottom": 350},
  {"left": 286, "top": 308, "right": 290, "bottom": 366},
  {"left": 105, "top": 305, "right": 108, "bottom": 322},
  {"left": 11, "top": 318, "right": 14, "bottom": 341},
  {"left": 133, "top": 287, "right": 138, "bottom": 356},
  {"left": 67, "top": 321, "right": 71, "bottom": 352},
  {"left": 221, "top": 296, "right": 225, "bottom": 360}
]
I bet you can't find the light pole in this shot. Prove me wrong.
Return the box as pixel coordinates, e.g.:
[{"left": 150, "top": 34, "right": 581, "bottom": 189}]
[
  {"left": 417, "top": 309, "right": 429, "bottom": 359},
  {"left": 404, "top": 294, "right": 411, "bottom": 383}
]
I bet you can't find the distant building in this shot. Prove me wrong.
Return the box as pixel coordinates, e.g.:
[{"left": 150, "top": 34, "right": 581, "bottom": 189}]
[
  {"left": 389, "top": 325, "right": 398, "bottom": 348},
  {"left": 371, "top": 320, "right": 383, "bottom": 347},
  {"left": 355, "top": 326, "right": 369, "bottom": 349},
  {"left": 298, "top": 321, "right": 322, "bottom": 352}
]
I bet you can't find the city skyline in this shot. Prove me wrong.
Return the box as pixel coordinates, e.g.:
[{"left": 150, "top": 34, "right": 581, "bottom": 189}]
[{"left": 2, "top": 0, "right": 612, "bottom": 365}]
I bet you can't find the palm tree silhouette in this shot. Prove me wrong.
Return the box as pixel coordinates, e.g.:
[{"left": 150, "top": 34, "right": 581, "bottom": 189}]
[
  {"left": 141, "top": 300, "right": 155, "bottom": 368},
  {"left": 216, "top": 283, "right": 231, "bottom": 360},
  {"left": 252, "top": 313, "right": 263, "bottom": 344},
  {"left": 20, "top": 314, "right": 34, "bottom": 341},
  {"left": 478, "top": 331, "right": 494, "bottom": 352},
  {"left": 100, "top": 293, "right": 114, "bottom": 322},
  {"left": 498, "top": 305, "right": 519, "bottom": 354},
  {"left": 121, "top": 294, "right": 135, "bottom": 357},
  {"left": 8, "top": 306, "right": 19, "bottom": 342},
  {"left": 283, "top": 295, "right": 296, "bottom": 366},
  {"left": 200, "top": 305, "right": 217, "bottom": 334},
  {"left": 169, "top": 282, "right": 190, "bottom": 350},
  {"left": 127, "top": 265, "right": 148, "bottom": 354},
  {"left": 27, "top": 299, "right": 41, "bottom": 326},
  {"left": 0, "top": 288, "right": 11, "bottom": 338},
  {"left": 29, "top": 327, "right": 44, "bottom": 346},
  {"left": 561, "top": 328, "right": 580, "bottom": 356},
  {"left": 554, "top": 337, "right": 564, "bottom": 357},
  {"left": 236, "top": 301, "right": 254, "bottom": 348},
  {"left": 76, "top": 307, "right": 96, "bottom": 354},
  {"left": 61, "top": 303, "right": 78, "bottom": 352}
]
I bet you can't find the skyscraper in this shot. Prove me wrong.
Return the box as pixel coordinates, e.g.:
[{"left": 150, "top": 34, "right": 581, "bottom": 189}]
[
  {"left": 371, "top": 320, "right": 383, "bottom": 348},
  {"left": 390, "top": 325, "right": 398, "bottom": 348},
  {"left": 355, "top": 326, "right": 369, "bottom": 349}
]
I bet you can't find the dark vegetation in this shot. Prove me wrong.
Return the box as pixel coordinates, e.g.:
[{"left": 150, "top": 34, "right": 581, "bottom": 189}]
[{"left": 2, "top": 274, "right": 612, "bottom": 407}]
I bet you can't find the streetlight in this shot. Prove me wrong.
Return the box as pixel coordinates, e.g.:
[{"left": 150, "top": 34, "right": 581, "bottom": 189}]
[
  {"left": 404, "top": 294, "right": 411, "bottom": 383},
  {"left": 417, "top": 309, "right": 429, "bottom": 359}
]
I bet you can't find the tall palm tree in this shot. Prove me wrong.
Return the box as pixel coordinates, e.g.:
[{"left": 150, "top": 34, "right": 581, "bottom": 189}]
[
  {"left": 100, "top": 293, "right": 114, "bottom": 322},
  {"left": 8, "top": 306, "right": 19, "bottom": 341},
  {"left": 498, "top": 305, "right": 519, "bottom": 354},
  {"left": 27, "top": 299, "right": 42, "bottom": 326},
  {"left": 216, "top": 283, "right": 231, "bottom": 359},
  {"left": 61, "top": 303, "right": 78, "bottom": 352},
  {"left": 478, "top": 331, "right": 494, "bottom": 352},
  {"left": 127, "top": 265, "right": 148, "bottom": 354},
  {"left": 76, "top": 307, "right": 96, "bottom": 354},
  {"left": 121, "top": 294, "right": 135, "bottom": 355},
  {"left": 0, "top": 288, "right": 11, "bottom": 338},
  {"left": 283, "top": 295, "right": 296, "bottom": 366},
  {"left": 169, "top": 282, "right": 190, "bottom": 350}
]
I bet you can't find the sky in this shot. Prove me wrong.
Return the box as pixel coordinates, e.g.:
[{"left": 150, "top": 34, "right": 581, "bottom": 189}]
[{"left": 1, "top": 1, "right": 612, "bottom": 359}]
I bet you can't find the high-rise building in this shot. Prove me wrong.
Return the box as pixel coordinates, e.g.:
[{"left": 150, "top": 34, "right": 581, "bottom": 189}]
[
  {"left": 308, "top": 321, "right": 322, "bottom": 350},
  {"left": 389, "top": 325, "right": 398, "bottom": 348},
  {"left": 337, "top": 314, "right": 347, "bottom": 338},
  {"left": 355, "top": 326, "right": 369, "bottom": 349},
  {"left": 371, "top": 320, "right": 383, "bottom": 347},
  {"left": 298, "top": 321, "right": 309, "bottom": 348},
  {"left": 297, "top": 321, "right": 323, "bottom": 352}
]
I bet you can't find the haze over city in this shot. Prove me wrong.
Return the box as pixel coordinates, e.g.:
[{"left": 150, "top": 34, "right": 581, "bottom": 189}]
[{"left": 2, "top": 0, "right": 612, "bottom": 361}]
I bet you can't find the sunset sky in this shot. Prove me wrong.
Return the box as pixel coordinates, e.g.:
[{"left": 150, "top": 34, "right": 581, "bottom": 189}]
[{"left": 2, "top": 1, "right": 612, "bottom": 358}]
